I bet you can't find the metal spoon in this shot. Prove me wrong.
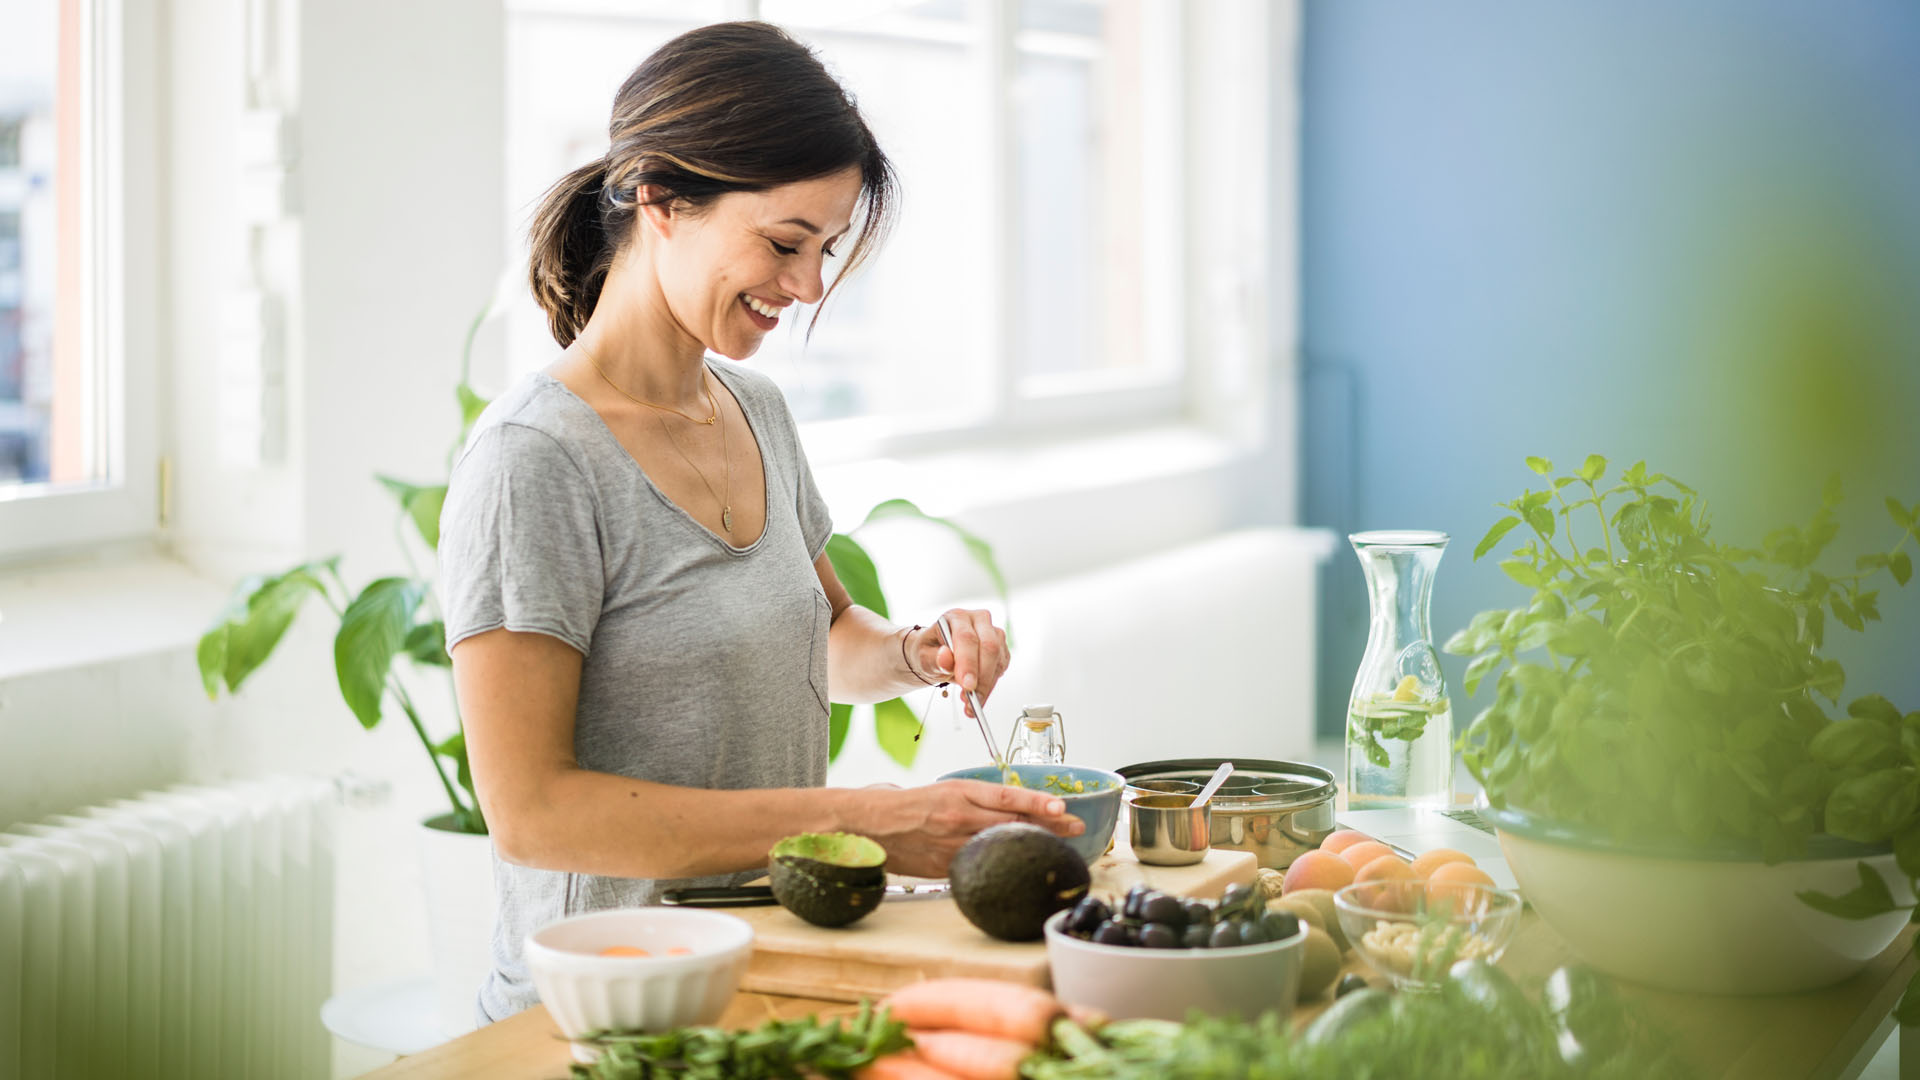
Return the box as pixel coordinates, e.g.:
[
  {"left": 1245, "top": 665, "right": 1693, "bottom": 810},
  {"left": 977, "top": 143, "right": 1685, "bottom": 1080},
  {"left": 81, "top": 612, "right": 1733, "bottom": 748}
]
[
  {"left": 1192, "top": 761, "right": 1235, "bottom": 808},
  {"left": 935, "top": 615, "right": 1002, "bottom": 767}
]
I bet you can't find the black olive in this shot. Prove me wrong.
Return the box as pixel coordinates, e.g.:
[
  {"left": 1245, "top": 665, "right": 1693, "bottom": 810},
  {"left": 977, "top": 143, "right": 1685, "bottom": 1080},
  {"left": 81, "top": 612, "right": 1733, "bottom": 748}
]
[
  {"left": 1139, "top": 922, "right": 1180, "bottom": 948},
  {"left": 1181, "top": 898, "right": 1214, "bottom": 926},
  {"left": 1207, "top": 920, "right": 1241, "bottom": 949},
  {"left": 1182, "top": 923, "right": 1210, "bottom": 948},
  {"left": 1219, "top": 883, "right": 1253, "bottom": 911},
  {"left": 1064, "top": 896, "right": 1110, "bottom": 936},
  {"left": 1092, "top": 919, "right": 1132, "bottom": 946},
  {"left": 1260, "top": 910, "right": 1299, "bottom": 942},
  {"left": 1237, "top": 918, "right": 1269, "bottom": 945},
  {"left": 1142, "top": 893, "right": 1187, "bottom": 927},
  {"left": 1122, "top": 884, "right": 1153, "bottom": 920},
  {"left": 1336, "top": 973, "right": 1370, "bottom": 998}
]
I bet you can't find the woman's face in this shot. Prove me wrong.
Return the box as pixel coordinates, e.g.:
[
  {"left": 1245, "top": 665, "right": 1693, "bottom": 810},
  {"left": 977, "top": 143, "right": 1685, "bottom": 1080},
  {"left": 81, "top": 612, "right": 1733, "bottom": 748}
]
[{"left": 645, "top": 167, "right": 863, "bottom": 361}]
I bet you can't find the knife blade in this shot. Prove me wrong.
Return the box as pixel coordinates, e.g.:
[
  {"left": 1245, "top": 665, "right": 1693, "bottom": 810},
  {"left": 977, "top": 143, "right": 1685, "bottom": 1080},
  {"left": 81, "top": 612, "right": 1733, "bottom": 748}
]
[{"left": 661, "top": 881, "right": 951, "bottom": 908}]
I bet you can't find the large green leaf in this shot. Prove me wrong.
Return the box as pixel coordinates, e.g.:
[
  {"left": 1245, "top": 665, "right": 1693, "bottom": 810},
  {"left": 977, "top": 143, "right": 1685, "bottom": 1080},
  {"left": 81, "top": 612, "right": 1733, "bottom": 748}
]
[
  {"left": 196, "top": 627, "right": 228, "bottom": 698},
  {"left": 874, "top": 697, "right": 922, "bottom": 768},
  {"left": 378, "top": 475, "right": 449, "bottom": 549},
  {"left": 404, "top": 620, "right": 452, "bottom": 667},
  {"left": 829, "top": 702, "right": 853, "bottom": 762},
  {"left": 218, "top": 567, "right": 329, "bottom": 693},
  {"left": 825, "top": 533, "right": 887, "bottom": 619},
  {"left": 1798, "top": 860, "right": 1898, "bottom": 920},
  {"left": 334, "top": 577, "right": 429, "bottom": 729}
]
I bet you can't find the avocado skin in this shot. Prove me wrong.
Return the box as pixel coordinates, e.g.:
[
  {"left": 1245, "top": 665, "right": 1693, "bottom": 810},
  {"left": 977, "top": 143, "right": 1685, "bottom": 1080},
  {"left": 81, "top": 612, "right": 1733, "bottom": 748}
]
[
  {"left": 950, "top": 822, "right": 1093, "bottom": 942},
  {"left": 768, "top": 832, "right": 888, "bottom": 928}
]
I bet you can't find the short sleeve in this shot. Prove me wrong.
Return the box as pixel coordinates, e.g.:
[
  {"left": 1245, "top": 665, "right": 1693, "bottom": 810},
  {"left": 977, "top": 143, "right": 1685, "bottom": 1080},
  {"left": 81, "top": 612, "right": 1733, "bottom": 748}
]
[
  {"left": 439, "top": 422, "right": 605, "bottom": 656},
  {"left": 793, "top": 433, "right": 833, "bottom": 561}
]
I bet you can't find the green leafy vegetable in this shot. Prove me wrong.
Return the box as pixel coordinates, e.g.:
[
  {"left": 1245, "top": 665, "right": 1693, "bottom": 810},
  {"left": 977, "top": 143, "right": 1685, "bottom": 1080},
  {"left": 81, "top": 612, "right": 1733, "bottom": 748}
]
[
  {"left": 1017, "top": 962, "right": 1691, "bottom": 1079},
  {"left": 567, "top": 1001, "right": 911, "bottom": 1080}
]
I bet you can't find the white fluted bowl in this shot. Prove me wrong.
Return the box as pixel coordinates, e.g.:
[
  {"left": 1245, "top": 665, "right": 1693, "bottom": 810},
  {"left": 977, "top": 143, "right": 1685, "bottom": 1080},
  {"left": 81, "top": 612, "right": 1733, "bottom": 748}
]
[{"left": 526, "top": 907, "right": 754, "bottom": 1062}]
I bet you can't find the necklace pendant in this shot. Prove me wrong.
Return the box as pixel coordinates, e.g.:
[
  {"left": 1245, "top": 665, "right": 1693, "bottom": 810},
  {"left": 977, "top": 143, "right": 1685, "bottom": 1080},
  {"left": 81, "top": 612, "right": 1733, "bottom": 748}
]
[{"left": 722, "top": 507, "right": 734, "bottom": 533}]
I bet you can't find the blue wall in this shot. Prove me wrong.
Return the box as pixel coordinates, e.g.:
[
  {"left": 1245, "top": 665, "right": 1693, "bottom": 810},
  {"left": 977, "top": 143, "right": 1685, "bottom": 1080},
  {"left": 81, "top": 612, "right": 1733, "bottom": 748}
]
[{"left": 1302, "top": 1, "right": 1920, "bottom": 737}]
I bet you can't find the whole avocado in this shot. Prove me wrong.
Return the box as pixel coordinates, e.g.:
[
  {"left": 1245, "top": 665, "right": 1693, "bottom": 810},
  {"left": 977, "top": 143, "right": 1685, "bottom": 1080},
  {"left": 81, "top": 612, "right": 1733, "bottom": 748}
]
[{"left": 949, "top": 822, "right": 1092, "bottom": 941}]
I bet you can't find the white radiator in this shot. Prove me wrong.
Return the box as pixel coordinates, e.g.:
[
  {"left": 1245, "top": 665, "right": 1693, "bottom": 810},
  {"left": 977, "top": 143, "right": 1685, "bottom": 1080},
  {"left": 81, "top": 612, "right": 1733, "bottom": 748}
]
[{"left": 0, "top": 776, "right": 334, "bottom": 1080}]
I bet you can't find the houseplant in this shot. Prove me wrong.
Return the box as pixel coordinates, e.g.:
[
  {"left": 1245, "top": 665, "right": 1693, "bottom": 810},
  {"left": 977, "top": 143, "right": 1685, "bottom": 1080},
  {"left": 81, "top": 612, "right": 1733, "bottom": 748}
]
[
  {"left": 1445, "top": 455, "right": 1918, "bottom": 1002},
  {"left": 195, "top": 304, "right": 1011, "bottom": 1029}
]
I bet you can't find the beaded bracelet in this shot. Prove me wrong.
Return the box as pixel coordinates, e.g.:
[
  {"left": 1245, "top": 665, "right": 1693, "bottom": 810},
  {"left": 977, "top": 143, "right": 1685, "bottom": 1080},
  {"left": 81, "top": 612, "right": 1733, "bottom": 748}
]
[{"left": 901, "top": 624, "right": 950, "bottom": 692}]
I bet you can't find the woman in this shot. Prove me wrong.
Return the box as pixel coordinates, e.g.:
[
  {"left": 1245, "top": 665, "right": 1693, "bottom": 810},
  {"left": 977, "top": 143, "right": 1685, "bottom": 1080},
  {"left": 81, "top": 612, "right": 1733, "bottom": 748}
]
[{"left": 440, "top": 22, "right": 1081, "bottom": 1023}]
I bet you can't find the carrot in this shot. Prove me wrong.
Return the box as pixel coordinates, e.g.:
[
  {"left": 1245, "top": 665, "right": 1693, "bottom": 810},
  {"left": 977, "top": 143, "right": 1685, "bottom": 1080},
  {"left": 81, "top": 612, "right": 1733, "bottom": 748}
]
[
  {"left": 883, "top": 978, "right": 1063, "bottom": 1046},
  {"left": 905, "top": 1029, "right": 1032, "bottom": 1080},
  {"left": 853, "top": 1049, "right": 965, "bottom": 1080}
]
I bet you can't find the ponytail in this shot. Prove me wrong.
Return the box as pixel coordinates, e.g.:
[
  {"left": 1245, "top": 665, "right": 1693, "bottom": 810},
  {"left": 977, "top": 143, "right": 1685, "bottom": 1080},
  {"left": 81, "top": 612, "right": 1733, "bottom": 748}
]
[{"left": 527, "top": 158, "right": 619, "bottom": 348}]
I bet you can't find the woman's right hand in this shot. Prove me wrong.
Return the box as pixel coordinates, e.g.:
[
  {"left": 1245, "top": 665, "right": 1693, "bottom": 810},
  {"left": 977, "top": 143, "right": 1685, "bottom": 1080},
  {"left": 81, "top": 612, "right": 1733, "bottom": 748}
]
[{"left": 856, "top": 779, "right": 1086, "bottom": 879}]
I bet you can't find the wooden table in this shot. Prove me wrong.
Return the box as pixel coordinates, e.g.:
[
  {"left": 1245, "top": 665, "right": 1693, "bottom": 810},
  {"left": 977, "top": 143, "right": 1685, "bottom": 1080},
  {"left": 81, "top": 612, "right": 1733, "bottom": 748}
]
[{"left": 361, "top": 917, "right": 1915, "bottom": 1080}]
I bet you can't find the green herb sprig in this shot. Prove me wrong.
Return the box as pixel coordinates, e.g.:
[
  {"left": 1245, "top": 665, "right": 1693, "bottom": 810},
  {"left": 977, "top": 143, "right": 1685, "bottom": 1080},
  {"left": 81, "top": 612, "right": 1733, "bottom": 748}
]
[{"left": 567, "top": 1001, "right": 911, "bottom": 1080}]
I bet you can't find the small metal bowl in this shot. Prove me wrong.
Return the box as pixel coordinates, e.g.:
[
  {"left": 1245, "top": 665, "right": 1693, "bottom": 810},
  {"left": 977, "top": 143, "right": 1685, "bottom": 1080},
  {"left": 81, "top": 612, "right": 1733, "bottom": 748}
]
[
  {"left": 1127, "top": 792, "right": 1211, "bottom": 866},
  {"left": 1127, "top": 778, "right": 1200, "bottom": 797}
]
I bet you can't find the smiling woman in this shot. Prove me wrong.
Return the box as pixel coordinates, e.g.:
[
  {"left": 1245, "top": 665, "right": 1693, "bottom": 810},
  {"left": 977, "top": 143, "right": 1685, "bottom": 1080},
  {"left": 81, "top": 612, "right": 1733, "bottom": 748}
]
[{"left": 441, "top": 21, "right": 1084, "bottom": 1027}]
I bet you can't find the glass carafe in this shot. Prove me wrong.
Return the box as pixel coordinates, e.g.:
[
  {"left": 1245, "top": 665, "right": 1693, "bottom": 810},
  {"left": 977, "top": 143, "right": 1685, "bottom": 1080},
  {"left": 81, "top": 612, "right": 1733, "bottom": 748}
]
[{"left": 1345, "top": 530, "right": 1454, "bottom": 809}]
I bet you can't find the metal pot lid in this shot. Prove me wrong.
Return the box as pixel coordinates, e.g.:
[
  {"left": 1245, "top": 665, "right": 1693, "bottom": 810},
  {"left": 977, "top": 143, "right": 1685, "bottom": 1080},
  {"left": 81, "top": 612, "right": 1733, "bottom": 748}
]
[{"left": 1117, "top": 757, "right": 1335, "bottom": 811}]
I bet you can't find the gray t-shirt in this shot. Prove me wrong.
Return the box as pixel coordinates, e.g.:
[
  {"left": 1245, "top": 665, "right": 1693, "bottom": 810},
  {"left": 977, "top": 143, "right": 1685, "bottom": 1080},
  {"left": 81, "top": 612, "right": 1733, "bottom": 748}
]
[{"left": 438, "top": 361, "right": 833, "bottom": 1023}]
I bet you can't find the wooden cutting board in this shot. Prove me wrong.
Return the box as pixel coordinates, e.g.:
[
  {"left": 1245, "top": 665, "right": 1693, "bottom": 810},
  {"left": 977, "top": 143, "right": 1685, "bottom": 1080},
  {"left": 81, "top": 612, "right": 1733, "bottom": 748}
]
[{"left": 736, "top": 840, "right": 1257, "bottom": 1001}]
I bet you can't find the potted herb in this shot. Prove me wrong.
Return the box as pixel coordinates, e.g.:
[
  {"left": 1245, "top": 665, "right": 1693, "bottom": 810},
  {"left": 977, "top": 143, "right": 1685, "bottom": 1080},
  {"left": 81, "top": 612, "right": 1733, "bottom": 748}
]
[
  {"left": 1446, "top": 455, "right": 1917, "bottom": 1002},
  {"left": 196, "top": 306, "right": 1010, "bottom": 1031}
]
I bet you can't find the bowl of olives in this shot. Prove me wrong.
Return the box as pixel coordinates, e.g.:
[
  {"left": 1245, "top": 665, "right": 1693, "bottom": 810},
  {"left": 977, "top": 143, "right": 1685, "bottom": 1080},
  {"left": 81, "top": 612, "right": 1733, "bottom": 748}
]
[{"left": 1043, "top": 881, "right": 1307, "bottom": 1022}]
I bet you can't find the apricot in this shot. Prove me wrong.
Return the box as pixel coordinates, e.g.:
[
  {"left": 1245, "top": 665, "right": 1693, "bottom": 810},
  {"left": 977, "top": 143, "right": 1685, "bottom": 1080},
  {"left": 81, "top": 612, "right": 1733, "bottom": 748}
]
[
  {"left": 1409, "top": 848, "right": 1475, "bottom": 879},
  {"left": 1355, "top": 854, "right": 1414, "bottom": 884},
  {"left": 1319, "top": 829, "right": 1372, "bottom": 856},
  {"left": 1282, "top": 850, "right": 1356, "bottom": 895},
  {"left": 1338, "top": 840, "right": 1395, "bottom": 872},
  {"left": 1426, "top": 861, "right": 1498, "bottom": 908}
]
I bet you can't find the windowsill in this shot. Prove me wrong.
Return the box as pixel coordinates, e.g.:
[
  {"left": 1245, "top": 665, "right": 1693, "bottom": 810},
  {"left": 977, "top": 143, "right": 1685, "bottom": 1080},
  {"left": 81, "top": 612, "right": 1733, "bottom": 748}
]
[
  {"left": 811, "top": 421, "right": 1245, "bottom": 529},
  {"left": 0, "top": 547, "right": 228, "bottom": 681}
]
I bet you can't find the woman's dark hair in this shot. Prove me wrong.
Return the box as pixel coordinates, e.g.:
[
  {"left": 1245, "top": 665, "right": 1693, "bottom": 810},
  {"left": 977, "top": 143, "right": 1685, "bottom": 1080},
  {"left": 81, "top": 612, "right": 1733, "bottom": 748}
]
[{"left": 527, "top": 21, "right": 896, "bottom": 346}]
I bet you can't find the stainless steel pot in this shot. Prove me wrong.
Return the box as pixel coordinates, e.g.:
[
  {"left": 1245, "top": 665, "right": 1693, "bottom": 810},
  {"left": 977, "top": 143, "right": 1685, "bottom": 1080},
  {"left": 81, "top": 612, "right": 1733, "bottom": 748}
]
[{"left": 1118, "top": 758, "right": 1337, "bottom": 870}]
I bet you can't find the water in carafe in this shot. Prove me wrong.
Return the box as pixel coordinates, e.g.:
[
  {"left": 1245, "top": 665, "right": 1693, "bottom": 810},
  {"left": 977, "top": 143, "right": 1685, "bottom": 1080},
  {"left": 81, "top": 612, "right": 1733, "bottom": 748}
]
[{"left": 1345, "top": 531, "right": 1454, "bottom": 809}]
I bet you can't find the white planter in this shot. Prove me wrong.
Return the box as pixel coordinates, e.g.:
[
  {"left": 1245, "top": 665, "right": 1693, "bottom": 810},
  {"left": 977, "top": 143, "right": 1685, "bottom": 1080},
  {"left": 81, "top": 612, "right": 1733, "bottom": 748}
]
[
  {"left": 419, "top": 814, "right": 498, "bottom": 1037},
  {"left": 1490, "top": 806, "right": 1914, "bottom": 995}
]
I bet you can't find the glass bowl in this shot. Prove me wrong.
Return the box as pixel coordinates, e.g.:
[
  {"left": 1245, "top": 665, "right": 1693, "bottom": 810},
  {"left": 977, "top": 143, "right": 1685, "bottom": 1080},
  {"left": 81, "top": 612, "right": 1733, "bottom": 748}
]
[{"left": 1333, "top": 880, "right": 1522, "bottom": 990}]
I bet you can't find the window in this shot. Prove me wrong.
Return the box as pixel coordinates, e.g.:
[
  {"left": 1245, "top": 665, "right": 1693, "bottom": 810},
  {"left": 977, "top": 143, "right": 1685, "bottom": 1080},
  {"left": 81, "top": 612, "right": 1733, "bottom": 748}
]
[
  {"left": 504, "top": 0, "right": 1273, "bottom": 463},
  {"left": 0, "top": 0, "right": 158, "bottom": 560}
]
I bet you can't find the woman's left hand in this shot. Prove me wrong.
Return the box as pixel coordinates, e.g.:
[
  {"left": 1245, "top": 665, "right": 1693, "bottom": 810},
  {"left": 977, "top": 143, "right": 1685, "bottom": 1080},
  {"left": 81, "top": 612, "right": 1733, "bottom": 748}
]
[{"left": 912, "top": 609, "right": 1008, "bottom": 716}]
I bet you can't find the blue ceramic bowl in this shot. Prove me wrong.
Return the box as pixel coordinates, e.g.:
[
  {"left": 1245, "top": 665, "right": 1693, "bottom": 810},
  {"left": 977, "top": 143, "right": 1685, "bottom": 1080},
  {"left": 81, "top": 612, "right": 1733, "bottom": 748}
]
[{"left": 935, "top": 763, "right": 1125, "bottom": 864}]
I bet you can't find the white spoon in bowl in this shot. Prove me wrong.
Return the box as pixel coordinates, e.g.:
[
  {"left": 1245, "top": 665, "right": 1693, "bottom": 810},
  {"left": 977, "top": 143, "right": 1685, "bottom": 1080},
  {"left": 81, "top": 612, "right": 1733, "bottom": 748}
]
[{"left": 1192, "top": 761, "right": 1235, "bottom": 808}]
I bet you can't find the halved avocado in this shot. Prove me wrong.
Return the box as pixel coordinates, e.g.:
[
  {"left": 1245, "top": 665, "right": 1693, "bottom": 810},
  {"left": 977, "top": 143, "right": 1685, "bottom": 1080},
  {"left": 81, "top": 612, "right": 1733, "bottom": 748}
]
[{"left": 768, "top": 832, "right": 888, "bottom": 928}]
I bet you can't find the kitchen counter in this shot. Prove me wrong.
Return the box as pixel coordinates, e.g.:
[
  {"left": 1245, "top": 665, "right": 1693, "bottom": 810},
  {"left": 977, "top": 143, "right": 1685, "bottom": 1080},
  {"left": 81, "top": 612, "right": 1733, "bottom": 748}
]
[{"left": 360, "top": 915, "right": 1915, "bottom": 1079}]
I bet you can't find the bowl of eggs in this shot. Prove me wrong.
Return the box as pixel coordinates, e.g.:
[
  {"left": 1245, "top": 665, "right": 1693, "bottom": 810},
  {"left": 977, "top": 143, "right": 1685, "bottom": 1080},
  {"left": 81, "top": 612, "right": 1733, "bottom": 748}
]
[{"left": 525, "top": 907, "right": 755, "bottom": 1061}]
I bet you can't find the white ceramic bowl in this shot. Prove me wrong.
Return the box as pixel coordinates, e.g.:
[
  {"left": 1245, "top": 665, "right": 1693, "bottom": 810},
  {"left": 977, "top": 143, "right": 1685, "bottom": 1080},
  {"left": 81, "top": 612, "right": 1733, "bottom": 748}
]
[
  {"left": 526, "top": 907, "right": 754, "bottom": 1062},
  {"left": 1043, "top": 909, "right": 1306, "bottom": 1022},
  {"left": 1490, "top": 805, "right": 1916, "bottom": 994}
]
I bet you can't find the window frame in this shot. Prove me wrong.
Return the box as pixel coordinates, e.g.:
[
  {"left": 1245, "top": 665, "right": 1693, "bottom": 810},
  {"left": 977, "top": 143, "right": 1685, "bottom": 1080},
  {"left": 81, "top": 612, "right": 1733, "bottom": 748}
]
[{"left": 0, "top": 0, "right": 160, "bottom": 563}]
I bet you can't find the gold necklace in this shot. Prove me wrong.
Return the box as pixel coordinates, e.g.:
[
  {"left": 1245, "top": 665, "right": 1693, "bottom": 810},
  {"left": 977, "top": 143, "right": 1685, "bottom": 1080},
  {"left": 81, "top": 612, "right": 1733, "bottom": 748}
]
[
  {"left": 583, "top": 349, "right": 718, "bottom": 425},
  {"left": 652, "top": 400, "right": 734, "bottom": 535}
]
